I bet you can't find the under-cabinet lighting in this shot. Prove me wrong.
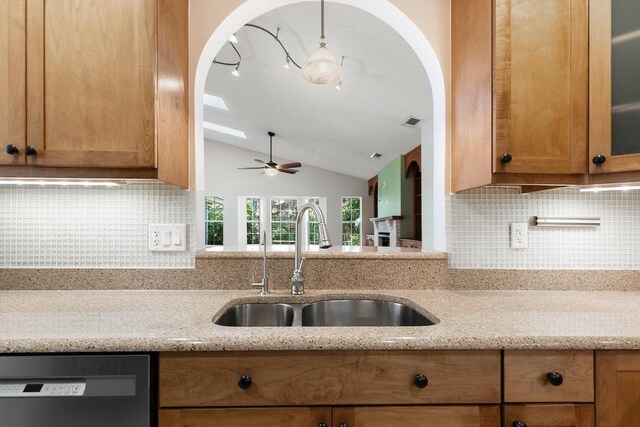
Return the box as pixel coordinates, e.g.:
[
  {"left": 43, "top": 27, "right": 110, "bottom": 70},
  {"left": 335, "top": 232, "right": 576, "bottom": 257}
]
[
  {"left": 580, "top": 185, "right": 640, "bottom": 193},
  {"left": 203, "top": 121, "right": 247, "bottom": 139},
  {"left": 0, "top": 179, "right": 122, "bottom": 187},
  {"left": 203, "top": 94, "right": 229, "bottom": 111}
]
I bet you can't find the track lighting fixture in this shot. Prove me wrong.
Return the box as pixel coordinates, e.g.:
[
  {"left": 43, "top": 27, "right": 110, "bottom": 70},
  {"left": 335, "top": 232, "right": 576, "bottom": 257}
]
[{"left": 231, "top": 65, "right": 240, "bottom": 77}]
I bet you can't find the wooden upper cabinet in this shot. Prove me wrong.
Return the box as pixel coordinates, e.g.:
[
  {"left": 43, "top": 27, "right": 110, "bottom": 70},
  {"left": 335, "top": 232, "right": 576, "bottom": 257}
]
[
  {"left": 0, "top": 0, "right": 26, "bottom": 167},
  {"left": 504, "top": 404, "right": 595, "bottom": 427},
  {"left": 26, "top": 0, "right": 156, "bottom": 169},
  {"left": 494, "top": 0, "right": 588, "bottom": 175},
  {"left": 590, "top": 0, "right": 640, "bottom": 175},
  {"left": 596, "top": 351, "right": 640, "bottom": 426},
  {"left": 333, "top": 406, "right": 500, "bottom": 427}
]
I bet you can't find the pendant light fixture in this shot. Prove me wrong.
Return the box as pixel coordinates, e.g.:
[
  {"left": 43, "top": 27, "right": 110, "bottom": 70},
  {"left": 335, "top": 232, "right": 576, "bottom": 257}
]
[{"left": 301, "top": 0, "right": 343, "bottom": 86}]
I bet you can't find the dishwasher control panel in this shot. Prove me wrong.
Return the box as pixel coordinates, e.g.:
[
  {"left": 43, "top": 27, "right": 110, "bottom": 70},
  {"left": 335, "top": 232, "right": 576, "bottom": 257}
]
[{"left": 0, "top": 382, "right": 86, "bottom": 397}]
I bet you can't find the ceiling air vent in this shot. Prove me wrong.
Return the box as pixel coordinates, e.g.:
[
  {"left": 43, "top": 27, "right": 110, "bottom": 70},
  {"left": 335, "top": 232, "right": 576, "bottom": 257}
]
[{"left": 402, "top": 116, "right": 423, "bottom": 128}]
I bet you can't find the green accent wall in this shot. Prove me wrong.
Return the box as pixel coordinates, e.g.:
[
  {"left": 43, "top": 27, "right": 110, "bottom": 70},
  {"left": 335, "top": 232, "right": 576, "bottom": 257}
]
[
  {"left": 377, "top": 156, "right": 403, "bottom": 218},
  {"left": 377, "top": 155, "right": 415, "bottom": 238}
]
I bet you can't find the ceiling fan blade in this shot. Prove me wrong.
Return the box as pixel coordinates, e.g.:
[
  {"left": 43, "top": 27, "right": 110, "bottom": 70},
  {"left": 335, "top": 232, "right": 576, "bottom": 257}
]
[
  {"left": 254, "top": 159, "right": 266, "bottom": 164},
  {"left": 237, "top": 167, "right": 266, "bottom": 170},
  {"left": 278, "top": 168, "right": 299, "bottom": 174},
  {"left": 276, "top": 162, "right": 302, "bottom": 170}
]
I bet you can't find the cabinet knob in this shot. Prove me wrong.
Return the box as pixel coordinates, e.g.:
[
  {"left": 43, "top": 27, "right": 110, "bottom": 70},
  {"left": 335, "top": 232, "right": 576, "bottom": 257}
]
[
  {"left": 592, "top": 155, "right": 606, "bottom": 165},
  {"left": 513, "top": 422, "right": 527, "bottom": 427},
  {"left": 546, "top": 371, "right": 564, "bottom": 386},
  {"left": 24, "top": 146, "right": 37, "bottom": 156},
  {"left": 414, "top": 373, "right": 428, "bottom": 389},
  {"left": 339, "top": 424, "right": 349, "bottom": 427},
  {"left": 237, "top": 375, "right": 252, "bottom": 390},
  {"left": 318, "top": 424, "right": 328, "bottom": 427},
  {"left": 501, "top": 153, "right": 513, "bottom": 163},
  {"left": 5, "top": 145, "right": 19, "bottom": 155}
]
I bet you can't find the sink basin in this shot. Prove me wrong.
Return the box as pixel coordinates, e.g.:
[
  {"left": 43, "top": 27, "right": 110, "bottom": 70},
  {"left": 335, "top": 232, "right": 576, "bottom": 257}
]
[
  {"left": 214, "top": 299, "right": 436, "bottom": 327},
  {"left": 301, "top": 299, "right": 435, "bottom": 327},
  {"left": 214, "top": 303, "right": 294, "bottom": 327}
]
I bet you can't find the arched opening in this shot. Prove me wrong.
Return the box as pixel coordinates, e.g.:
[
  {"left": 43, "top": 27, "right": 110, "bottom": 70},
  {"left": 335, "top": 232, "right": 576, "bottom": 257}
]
[{"left": 193, "top": 0, "right": 446, "bottom": 251}]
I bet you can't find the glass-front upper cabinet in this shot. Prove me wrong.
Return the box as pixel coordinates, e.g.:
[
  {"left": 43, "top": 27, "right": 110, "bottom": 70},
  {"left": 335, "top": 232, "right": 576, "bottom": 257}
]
[{"left": 590, "top": 0, "right": 640, "bottom": 174}]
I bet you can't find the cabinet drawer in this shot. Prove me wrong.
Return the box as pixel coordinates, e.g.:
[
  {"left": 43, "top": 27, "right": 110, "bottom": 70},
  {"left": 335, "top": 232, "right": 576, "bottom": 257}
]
[
  {"left": 504, "top": 351, "right": 594, "bottom": 402},
  {"left": 159, "top": 351, "right": 501, "bottom": 407},
  {"left": 503, "top": 404, "right": 595, "bottom": 427},
  {"left": 159, "top": 407, "right": 330, "bottom": 427},
  {"left": 334, "top": 406, "right": 500, "bottom": 427}
]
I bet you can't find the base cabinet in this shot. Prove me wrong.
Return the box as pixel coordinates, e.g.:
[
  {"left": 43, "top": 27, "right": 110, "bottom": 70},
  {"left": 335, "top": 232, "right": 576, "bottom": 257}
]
[
  {"left": 159, "top": 408, "right": 331, "bottom": 427},
  {"left": 596, "top": 351, "right": 640, "bottom": 426},
  {"left": 334, "top": 406, "right": 500, "bottom": 427},
  {"left": 504, "top": 405, "right": 594, "bottom": 427}
]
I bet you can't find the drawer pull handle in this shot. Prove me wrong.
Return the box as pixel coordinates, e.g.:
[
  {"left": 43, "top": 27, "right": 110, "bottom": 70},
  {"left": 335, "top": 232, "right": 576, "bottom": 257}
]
[
  {"left": 414, "top": 373, "right": 428, "bottom": 389},
  {"left": 592, "top": 154, "right": 606, "bottom": 165},
  {"left": 339, "top": 424, "right": 349, "bottom": 427},
  {"left": 24, "top": 146, "right": 37, "bottom": 156},
  {"left": 501, "top": 153, "right": 513, "bottom": 163},
  {"left": 546, "top": 371, "right": 564, "bottom": 386},
  {"left": 5, "top": 145, "right": 19, "bottom": 155},
  {"left": 318, "top": 424, "right": 328, "bottom": 427},
  {"left": 237, "top": 375, "right": 252, "bottom": 390},
  {"left": 513, "top": 422, "right": 527, "bottom": 427}
]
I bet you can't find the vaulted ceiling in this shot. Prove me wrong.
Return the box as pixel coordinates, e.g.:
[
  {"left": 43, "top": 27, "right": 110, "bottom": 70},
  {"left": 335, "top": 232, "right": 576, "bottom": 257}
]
[{"left": 204, "top": 1, "right": 432, "bottom": 179}]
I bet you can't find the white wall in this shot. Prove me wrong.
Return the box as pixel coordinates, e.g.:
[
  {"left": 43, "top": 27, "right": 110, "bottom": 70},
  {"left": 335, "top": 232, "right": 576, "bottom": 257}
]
[{"left": 203, "top": 139, "right": 373, "bottom": 248}]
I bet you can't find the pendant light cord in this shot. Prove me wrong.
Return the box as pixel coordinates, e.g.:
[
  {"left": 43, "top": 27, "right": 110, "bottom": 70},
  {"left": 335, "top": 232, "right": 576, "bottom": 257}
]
[{"left": 321, "top": 0, "right": 325, "bottom": 40}]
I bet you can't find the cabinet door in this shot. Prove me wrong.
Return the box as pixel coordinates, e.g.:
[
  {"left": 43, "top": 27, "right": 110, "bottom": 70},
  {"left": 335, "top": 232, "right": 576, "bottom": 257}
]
[
  {"left": 0, "top": 0, "right": 26, "bottom": 166},
  {"left": 494, "top": 0, "right": 588, "bottom": 175},
  {"left": 596, "top": 351, "right": 640, "bottom": 426},
  {"left": 26, "top": 0, "right": 156, "bottom": 168},
  {"left": 504, "top": 404, "right": 594, "bottom": 427},
  {"left": 590, "top": 0, "right": 640, "bottom": 174},
  {"left": 333, "top": 406, "right": 500, "bottom": 427},
  {"left": 159, "top": 407, "right": 331, "bottom": 427}
]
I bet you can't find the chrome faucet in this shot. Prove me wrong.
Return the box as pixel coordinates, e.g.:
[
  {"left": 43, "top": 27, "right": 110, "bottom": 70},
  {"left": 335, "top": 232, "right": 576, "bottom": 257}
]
[
  {"left": 251, "top": 231, "right": 270, "bottom": 295},
  {"left": 291, "top": 203, "right": 333, "bottom": 295}
]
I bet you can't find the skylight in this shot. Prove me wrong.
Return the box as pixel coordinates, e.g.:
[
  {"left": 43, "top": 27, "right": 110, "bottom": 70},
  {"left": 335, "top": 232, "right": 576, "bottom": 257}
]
[
  {"left": 203, "top": 122, "right": 247, "bottom": 139},
  {"left": 203, "top": 94, "right": 229, "bottom": 111}
]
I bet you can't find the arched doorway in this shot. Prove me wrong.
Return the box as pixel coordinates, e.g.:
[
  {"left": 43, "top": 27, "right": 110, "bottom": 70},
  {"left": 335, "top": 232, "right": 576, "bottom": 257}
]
[{"left": 193, "top": 0, "right": 446, "bottom": 251}]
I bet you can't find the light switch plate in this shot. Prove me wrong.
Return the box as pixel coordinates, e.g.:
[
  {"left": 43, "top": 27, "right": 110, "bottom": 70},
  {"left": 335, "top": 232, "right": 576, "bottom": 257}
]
[
  {"left": 510, "top": 222, "right": 528, "bottom": 249},
  {"left": 148, "top": 224, "right": 187, "bottom": 251}
]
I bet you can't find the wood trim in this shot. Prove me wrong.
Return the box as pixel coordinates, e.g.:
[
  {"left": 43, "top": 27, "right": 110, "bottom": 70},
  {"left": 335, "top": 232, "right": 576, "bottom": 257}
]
[
  {"left": 404, "top": 145, "right": 421, "bottom": 178},
  {"left": 368, "top": 175, "right": 378, "bottom": 195},
  {"left": 25, "top": 0, "right": 44, "bottom": 164},
  {"left": 492, "top": 172, "right": 588, "bottom": 186},
  {"left": 520, "top": 186, "right": 563, "bottom": 194},
  {"left": 451, "top": 0, "right": 493, "bottom": 192},
  {"left": 0, "top": 165, "right": 157, "bottom": 179},
  {"left": 0, "top": 0, "right": 26, "bottom": 166},
  {"left": 157, "top": 0, "right": 189, "bottom": 189}
]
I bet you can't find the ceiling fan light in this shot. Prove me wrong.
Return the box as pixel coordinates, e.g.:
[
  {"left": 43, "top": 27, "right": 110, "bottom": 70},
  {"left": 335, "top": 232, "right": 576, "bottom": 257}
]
[
  {"left": 301, "top": 44, "right": 343, "bottom": 86},
  {"left": 265, "top": 168, "right": 279, "bottom": 177}
]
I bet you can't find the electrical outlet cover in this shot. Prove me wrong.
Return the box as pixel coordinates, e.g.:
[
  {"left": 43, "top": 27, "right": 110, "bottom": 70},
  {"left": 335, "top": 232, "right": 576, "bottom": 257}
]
[
  {"left": 148, "top": 224, "right": 187, "bottom": 251},
  {"left": 510, "top": 222, "right": 528, "bottom": 249}
]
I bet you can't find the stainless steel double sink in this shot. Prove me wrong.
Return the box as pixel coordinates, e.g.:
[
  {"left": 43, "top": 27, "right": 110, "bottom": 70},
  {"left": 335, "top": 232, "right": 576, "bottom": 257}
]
[{"left": 214, "top": 299, "right": 437, "bottom": 327}]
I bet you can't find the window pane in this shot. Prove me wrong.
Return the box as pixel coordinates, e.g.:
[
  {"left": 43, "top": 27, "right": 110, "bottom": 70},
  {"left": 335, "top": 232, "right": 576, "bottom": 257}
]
[
  {"left": 341, "top": 197, "right": 361, "bottom": 246},
  {"left": 205, "top": 196, "right": 224, "bottom": 246},
  {"left": 271, "top": 199, "right": 297, "bottom": 245}
]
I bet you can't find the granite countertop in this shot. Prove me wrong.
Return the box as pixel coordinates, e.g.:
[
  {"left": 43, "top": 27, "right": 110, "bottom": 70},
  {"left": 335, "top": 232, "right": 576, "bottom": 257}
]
[{"left": 1, "top": 289, "right": 639, "bottom": 353}]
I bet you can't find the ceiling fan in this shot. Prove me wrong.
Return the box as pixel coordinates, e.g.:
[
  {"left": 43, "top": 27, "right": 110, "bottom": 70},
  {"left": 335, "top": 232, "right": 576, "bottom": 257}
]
[{"left": 237, "top": 131, "right": 302, "bottom": 176}]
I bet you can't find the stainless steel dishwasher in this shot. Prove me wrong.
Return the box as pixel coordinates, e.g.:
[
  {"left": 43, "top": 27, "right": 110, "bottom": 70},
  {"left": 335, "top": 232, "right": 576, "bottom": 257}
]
[{"left": 0, "top": 354, "right": 151, "bottom": 427}]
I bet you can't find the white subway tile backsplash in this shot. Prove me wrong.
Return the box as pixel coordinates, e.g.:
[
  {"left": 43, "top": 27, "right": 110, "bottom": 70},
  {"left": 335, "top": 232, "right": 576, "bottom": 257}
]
[
  {"left": 0, "top": 183, "right": 194, "bottom": 268},
  {"left": 447, "top": 186, "right": 640, "bottom": 269}
]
